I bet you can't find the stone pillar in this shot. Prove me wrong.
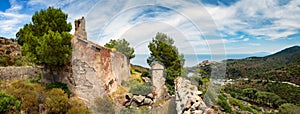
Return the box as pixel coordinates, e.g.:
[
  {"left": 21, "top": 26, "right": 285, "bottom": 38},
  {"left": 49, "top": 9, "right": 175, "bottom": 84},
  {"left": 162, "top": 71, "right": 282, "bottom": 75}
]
[
  {"left": 74, "top": 17, "right": 87, "bottom": 40},
  {"left": 151, "top": 62, "right": 168, "bottom": 101}
]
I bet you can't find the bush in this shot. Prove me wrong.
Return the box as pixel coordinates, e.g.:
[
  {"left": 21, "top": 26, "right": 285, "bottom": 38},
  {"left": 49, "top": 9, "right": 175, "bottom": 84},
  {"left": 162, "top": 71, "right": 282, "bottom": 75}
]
[
  {"left": 46, "top": 82, "right": 71, "bottom": 97},
  {"left": 0, "top": 92, "right": 20, "bottom": 113},
  {"left": 67, "top": 97, "right": 90, "bottom": 114},
  {"left": 141, "top": 71, "right": 151, "bottom": 78},
  {"left": 279, "top": 103, "right": 300, "bottom": 114},
  {"left": 45, "top": 88, "right": 69, "bottom": 114},
  {"left": 5, "top": 80, "right": 44, "bottom": 113},
  {"left": 93, "top": 96, "right": 115, "bottom": 114},
  {"left": 129, "top": 83, "right": 152, "bottom": 95}
]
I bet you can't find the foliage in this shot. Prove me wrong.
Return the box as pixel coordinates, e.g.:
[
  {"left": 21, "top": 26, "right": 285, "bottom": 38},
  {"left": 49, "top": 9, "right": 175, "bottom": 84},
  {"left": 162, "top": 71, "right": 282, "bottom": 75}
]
[
  {"left": 104, "top": 39, "right": 135, "bottom": 59},
  {"left": 45, "top": 88, "right": 69, "bottom": 114},
  {"left": 129, "top": 82, "right": 152, "bottom": 95},
  {"left": 224, "top": 81, "right": 296, "bottom": 108},
  {"left": 0, "top": 55, "right": 27, "bottom": 66},
  {"left": 141, "top": 71, "right": 151, "bottom": 78},
  {"left": 226, "top": 46, "right": 300, "bottom": 85},
  {"left": 93, "top": 95, "right": 115, "bottom": 114},
  {"left": 120, "top": 107, "right": 150, "bottom": 114},
  {"left": 67, "top": 97, "right": 90, "bottom": 114},
  {"left": 147, "top": 32, "right": 184, "bottom": 94},
  {"left": 46, "top": 82, "right": 71, "bottom": 97},
  {"left": 16, "top": 7, "right": 72, "bottom": 66},
  {"left": 279, "top": 103, "right": 300, "bottom": 114},
  {"left": 217, "top": 95, "right": 232, "bottom": 113},
  {"left": 0, "top": 92, "right": 20, "bottom": 113},
  {"left": 5, "top": 80, "right": 44, "bottom": 113}
]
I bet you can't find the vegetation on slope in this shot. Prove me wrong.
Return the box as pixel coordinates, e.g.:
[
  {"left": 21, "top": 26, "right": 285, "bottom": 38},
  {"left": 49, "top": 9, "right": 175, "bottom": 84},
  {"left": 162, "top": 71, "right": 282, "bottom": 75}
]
[{"left": 226, "top": 45, "right": 300, "bottom": 84}]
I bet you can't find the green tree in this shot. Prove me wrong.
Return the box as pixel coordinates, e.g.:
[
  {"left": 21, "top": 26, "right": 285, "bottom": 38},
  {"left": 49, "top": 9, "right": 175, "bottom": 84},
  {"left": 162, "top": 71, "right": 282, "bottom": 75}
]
[
  {"left": 104, "top": 39, "right": 135, "bottom": 59},
  {"left": 16, "top": 7, "right": 72, "bottom": 66},
  {"left": 147, "top": 32, "right": 184, "bottom": 94}
]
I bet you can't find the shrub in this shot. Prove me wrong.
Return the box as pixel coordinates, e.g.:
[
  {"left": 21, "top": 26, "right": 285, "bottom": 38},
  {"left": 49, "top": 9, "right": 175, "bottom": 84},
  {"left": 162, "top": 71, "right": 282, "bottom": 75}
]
[
  {"left": 279, "top": 103, "right": 300, "bottom": 114},
  {"left": 0, "top": 92, "right": 20, "bottom": 113},
  {"left": 46, "top": 82, "right": 71, "bottom": 97},
  {"left": 129, "top": 83, "right": 152, "bottom": 95},
  {"left": 93, "top": 96, "right": 115, "bottom": 114},
  {"left": 141, "top": 71, "right": 151, "bottom": 78},
  {"left": 67, "top": 97, "right": 90, "bottom": 114},
  {"left": 45, "top": 88, "right": 68, "bottom": 114}
]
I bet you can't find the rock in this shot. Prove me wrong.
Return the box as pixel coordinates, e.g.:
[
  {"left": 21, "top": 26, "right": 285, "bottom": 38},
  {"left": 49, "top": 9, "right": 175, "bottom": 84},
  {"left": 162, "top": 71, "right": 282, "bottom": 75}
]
[
  {"left": 199, "top": 101, "right": 207, "bottom": 110},
  {"left": 196, "top": 91, "right": 203, "bottom": 96},
  {"left": 143, "top": 98, "right": 153, "bottom": 105},
  {"left": 125, "top": 93, "right": 133, "bottom": 100},
  {"left": 147, "top": 93, "right": 153, "bottom": 99},
  {"left": 183, "top": 109, "right": 191, "bottom": 114},
  {"left": 124, "top": 101, "right": 132, "bottom": 107},
  {"left": 185, "top": 99, "right": 192, "bottom": 109},
  {"left": 192, "top": 110, "right": 203, "bottom": 114},
  {"left": 133, "top": 95, "right": 145, "bottom": 103},
  {"left": 191, "top": 102, "right": 201, "bottom": 110},
  {"left": 142, "top": 77, "right": 151, "bottom": 83},
  {"left": 175, "top": 77, "right": 208, "bottom": 114},
  {"left": 204, "top": 108, "right": 214, "bottom": 114}
]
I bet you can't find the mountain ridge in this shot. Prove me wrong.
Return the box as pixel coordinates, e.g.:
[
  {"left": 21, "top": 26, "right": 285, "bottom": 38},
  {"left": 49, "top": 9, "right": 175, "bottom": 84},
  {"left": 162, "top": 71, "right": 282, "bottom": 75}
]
[{"left": 226, "top": 45, "right": 300, "bottom": 85}]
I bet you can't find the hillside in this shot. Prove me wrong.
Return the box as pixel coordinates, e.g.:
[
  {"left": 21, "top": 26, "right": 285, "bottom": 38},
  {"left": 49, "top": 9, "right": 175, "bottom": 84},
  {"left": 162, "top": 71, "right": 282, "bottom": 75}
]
[
  {"left": 0, "top": 37, "right": 24, "bottom": 66},
  {"left": 226, "top": 45, "right": 300, "bottom": 84}
]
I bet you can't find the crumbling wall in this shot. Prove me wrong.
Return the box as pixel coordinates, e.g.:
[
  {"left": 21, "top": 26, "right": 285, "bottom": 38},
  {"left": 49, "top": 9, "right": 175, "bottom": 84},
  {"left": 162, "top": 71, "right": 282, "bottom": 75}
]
[
  {"left": 70, "top": 17, "right": 130, "bottom": 105},
  {"left": 0, "top": 66, "right": 41, "bottom": 80}
]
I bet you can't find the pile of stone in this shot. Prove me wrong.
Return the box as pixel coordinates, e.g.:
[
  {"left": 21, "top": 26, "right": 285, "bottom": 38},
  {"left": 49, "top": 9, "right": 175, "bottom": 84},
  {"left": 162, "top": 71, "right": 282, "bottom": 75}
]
[
  {"left": 175, "top": 77, "right": 213, "bottom": 114},
  {"left": 123, "top": 93, "right": 154, "bottom": 107}
]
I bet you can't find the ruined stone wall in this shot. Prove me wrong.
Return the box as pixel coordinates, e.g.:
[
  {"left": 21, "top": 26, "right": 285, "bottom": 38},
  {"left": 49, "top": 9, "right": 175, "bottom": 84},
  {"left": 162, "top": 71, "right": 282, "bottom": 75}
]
[
  {"left": 70, "top": 17, "right": 130, "bottom": 104},
  {"left": 0, "top": 66, "right": 41, "bottom": 80}
]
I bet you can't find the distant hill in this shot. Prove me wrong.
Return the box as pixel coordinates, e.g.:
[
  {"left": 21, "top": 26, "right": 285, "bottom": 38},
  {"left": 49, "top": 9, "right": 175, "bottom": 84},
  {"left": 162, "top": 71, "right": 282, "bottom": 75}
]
[{"left": 226, "top": 45, "right": 300, "bottom": 85}]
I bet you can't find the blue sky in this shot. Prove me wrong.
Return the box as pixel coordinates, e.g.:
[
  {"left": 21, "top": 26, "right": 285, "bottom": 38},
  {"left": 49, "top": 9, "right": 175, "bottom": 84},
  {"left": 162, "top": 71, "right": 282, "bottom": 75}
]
[{"left": 0, "top": 0, "right": 299, "bottom": 55}]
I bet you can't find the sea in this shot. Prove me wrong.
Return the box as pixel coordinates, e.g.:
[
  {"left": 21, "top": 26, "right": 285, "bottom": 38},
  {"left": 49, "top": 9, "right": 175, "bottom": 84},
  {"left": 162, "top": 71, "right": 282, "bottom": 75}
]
[{"left": 131, "top": 53, "right": 269, "bottom": 68}]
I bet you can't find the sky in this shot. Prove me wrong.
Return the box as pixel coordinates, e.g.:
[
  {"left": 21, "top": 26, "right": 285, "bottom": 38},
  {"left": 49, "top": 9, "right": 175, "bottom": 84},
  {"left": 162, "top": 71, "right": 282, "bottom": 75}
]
[{"left": 0, "top": 0, "right": 299, "bottom": 55}]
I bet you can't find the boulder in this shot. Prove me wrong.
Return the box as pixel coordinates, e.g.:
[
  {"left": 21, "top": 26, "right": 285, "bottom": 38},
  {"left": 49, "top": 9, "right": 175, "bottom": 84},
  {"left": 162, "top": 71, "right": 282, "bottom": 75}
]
[
  {"left": 142, "top": 77, "right": 151, "bottom": 83},
  {"left": 196, "top": 91, "right": 203, "bottom": 96},
  {"left": 133, "top": 95, "right": 145, "bottom": 103},
  {"left": 125, "top": 93, "right": 133, "bottom": 100},
  {"left": 124, "top": 101, "right": 132, "bottom": 107},
  {"left": 147, "top": 93, "right": 153, "bottom": 99},
  {"left": 191, "top": 102, "right": 200, "bottom": 110},
  {"left": 192, "top": 110, "right": 203, "bottom": 114},
  {"left": 143, "top": 98, "right": 153, "bottom": 105}
]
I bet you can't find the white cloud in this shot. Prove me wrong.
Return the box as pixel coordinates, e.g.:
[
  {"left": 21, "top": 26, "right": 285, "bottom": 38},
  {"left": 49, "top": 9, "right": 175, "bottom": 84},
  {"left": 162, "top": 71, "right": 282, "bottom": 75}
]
[
  {"left": 0, "top": 0, "right": 30, "bottom": 38},
  {"left": 204, "top": 0, "right": 300, "bottom": 40},
  {"left": 243, "top": 38, "right": 249, "bottom": 41},
  {"left": 249, "top": 43, "right": 261, "bottom": 46}
]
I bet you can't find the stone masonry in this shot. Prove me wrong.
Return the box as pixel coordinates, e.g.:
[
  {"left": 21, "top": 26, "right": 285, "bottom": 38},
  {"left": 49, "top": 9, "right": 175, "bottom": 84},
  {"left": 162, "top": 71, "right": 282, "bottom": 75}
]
[
  {"left": 70, "top": 17, "right": 130, "bottom": 105},
  {"left": 0, "top": 66, "right": 40, "bottom": 80},
  {"left": 151, "top": 62, "right": 169, "bottom": 101}
]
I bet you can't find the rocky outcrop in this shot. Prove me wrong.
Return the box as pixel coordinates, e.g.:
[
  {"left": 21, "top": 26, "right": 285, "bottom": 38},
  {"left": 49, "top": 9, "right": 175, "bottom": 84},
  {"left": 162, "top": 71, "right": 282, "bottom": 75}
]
[
  {"left": 0, "top": 37, "right": 20, "bottom": 56},
  {"left": 175, "top": 77, "right": 212, "bottom": 114}
]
